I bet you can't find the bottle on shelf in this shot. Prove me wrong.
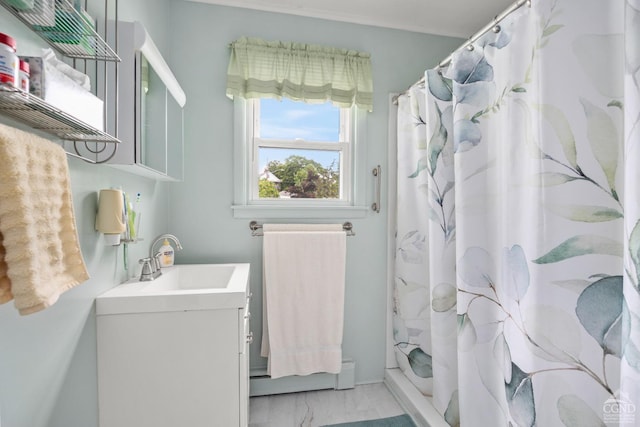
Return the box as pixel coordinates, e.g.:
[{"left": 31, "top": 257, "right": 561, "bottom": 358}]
[{"left": 0, "top": 32, "right": 18, "bottom": 87}]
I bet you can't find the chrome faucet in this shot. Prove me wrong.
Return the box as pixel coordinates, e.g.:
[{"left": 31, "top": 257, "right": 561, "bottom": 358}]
[
  {"left": 149, "top": 234, "right": 184, "bottom": 260},
  {"left": 138, "top": 255, "right": 164, "bottom": 281},
  {"left": 139, "top": 234, "right": 183, "bottom": 282}
]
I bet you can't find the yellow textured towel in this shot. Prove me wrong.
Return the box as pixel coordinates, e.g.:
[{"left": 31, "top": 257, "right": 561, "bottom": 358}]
[{"left": 0, "top": 124, "right": 89, "bottom": 315}]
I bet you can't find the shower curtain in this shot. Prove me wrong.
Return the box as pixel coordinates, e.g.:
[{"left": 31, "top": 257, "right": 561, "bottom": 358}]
[{"left": 393, "top": 0, "right": 640, "bottom": 425}]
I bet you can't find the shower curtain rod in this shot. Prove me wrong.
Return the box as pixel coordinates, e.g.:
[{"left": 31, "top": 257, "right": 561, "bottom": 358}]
[
  {"left": 393, "top": 0, "right": 531, "bottom": 103},
  {"left": 438, "top": 0, "right": 531, "bottom": 68}
]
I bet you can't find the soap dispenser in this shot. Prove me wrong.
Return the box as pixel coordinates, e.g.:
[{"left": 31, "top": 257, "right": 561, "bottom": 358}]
[{"left": 158, "top": 239, "right": 175, "bottom": 267}]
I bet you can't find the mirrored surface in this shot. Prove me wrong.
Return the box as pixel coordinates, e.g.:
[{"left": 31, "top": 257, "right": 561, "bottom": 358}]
[
  {"left": 167, "top": 94, "right": 184, "bottom": 180},
  {"left": 140, "top": 54, "right": 168, "bottom": 174}
]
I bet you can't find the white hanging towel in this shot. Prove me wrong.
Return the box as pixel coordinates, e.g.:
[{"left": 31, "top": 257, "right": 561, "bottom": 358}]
[
  {"left": 260, "top": 223, "right": 346, "bottom": 379},
  {"left": 0, "top": 124, "right": 89, "bottom": 315}
]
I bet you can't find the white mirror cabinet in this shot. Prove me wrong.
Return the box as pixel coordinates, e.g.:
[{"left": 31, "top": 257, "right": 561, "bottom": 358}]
[{"left": 101, "top": 20, "right": 185, "bottom": 181}]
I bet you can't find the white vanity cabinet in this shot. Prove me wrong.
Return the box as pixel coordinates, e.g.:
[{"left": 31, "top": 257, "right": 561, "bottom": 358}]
[{"left": 96, "top": 274, "right": 251, "bottom": 427}]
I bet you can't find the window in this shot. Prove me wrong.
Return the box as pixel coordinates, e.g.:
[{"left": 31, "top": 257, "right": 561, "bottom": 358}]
[
  {"left": 252, "top": 98, "right": 351, "bottom": 202},
  {"left": 226, "top": 37, "right": 372, "bottom": 218},
  {"left": 232, "top": 97, "right": 368, "bottom": 219}
]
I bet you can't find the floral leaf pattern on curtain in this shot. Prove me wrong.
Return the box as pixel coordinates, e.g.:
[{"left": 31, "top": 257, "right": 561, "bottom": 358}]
[
  {"left": 393, "top": 87, "right": 434, "bottom": 394},
  {"left": 621, "top": 0, "right": 640, "bottom": 389},
  {"left": 505, "top": 362, "right": 536, "bottom": 427},
  {"left": 395, "top": 0, "right": 640, "bottom": 425},
  {"left": 576, "top": 276, "right": 626, "bottom": 358},
  {"left": 628, "top": 220, "right": 640, "bottom": 290},
  {"left": 533, "top": 235, "right": 624, "bottom": 264}
]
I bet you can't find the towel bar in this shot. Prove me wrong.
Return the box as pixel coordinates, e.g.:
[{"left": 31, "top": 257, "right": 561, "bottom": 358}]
[{"left": 249, "top": 221, "right": 355, "bottom": 237}]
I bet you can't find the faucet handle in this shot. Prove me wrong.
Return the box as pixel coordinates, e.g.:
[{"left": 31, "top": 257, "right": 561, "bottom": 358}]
[
  {"left": 152, "top": 252, "right": 164, "bottom": 279},
  {"left": 139, "top": 258, "right": 154, "bottom": 281},
  {"left": 153, "top": 252, "right": 162, "bottom": 270}
]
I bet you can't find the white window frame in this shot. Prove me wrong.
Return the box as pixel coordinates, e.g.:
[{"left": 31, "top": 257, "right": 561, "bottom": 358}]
[{"left": 232, "top": 98, "right": 369, "bottom": 219}]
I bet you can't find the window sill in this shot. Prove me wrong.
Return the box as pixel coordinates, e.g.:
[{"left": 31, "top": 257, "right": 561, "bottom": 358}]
[{"left": 231, "top": 204, "right": 370, "bottom": 219}]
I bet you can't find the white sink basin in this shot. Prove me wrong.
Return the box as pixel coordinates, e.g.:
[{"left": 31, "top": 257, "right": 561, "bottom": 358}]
[
  {"left": 144, "top": 264, "right": 237, "bottom": 291},
  {"left": 96, "top": 263, "right": 250, "bottom": 315}
]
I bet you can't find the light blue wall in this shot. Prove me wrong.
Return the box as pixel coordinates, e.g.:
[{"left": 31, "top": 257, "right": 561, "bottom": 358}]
[
  {"left": 0, "top": 2, "right": 171, "bottom": 427},
  {"left": 166, "top": 1, "right": 462, "bottom": 383}
]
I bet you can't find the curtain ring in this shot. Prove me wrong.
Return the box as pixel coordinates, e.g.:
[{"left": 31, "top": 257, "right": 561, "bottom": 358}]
[
  {"left": 466, "top": 44, "right": 475, "bottom": 52},
  {"left": 492, "top": 25, "right": 501, "bottom": 33},
  {"left": 526, "top": 0, "right": 532, "bottom": 7}
]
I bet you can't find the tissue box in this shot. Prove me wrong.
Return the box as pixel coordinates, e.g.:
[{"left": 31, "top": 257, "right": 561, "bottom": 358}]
[{"left": 21, "top": 56, "right": 104, "bottom": 131}]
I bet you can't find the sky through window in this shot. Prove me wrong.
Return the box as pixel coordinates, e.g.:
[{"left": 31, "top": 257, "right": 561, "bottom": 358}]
[{"left": 258, "top": 98, "right": 341, "bottom": 170}]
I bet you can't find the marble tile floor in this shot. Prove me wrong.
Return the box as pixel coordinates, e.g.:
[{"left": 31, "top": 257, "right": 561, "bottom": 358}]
[{"left": 249, "top": 382, "right": 407, "bottom": 427}]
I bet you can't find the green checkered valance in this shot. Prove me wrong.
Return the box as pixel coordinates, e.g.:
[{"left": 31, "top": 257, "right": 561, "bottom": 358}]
[{"left": 226, "top": 37, "right": 373, "bottom": 112}]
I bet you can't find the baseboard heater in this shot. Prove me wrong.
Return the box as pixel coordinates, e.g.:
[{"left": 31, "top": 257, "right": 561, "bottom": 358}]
[{"left": 249, "top": 360, "right": 355, "bottom": 396}]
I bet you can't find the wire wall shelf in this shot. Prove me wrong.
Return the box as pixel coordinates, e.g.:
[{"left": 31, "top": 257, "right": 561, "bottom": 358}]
[
  {"left": 0, "top": 84, "right": 120, "bottom": 143},
  {"left": 0, "top": 0, "right": 120, "bottom": 61}
]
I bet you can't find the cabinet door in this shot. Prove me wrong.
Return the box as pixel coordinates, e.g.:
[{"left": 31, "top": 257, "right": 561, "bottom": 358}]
[
  {"left": 97, "top": 309, "right": 240, "bottom": 427},
  {"left": 167, "top": 94, "right": 184, "bottom": 180},
  {"left": 139, "top": 53, "right": 168, "bottom": 174},
  {"left": 101, "top": 21, "right": 185, "bottom": 181}
]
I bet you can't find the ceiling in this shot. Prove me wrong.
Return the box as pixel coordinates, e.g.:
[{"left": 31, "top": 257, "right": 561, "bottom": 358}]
[{"left": 184, "top": 0, "right": 516, "bottom": 39}]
